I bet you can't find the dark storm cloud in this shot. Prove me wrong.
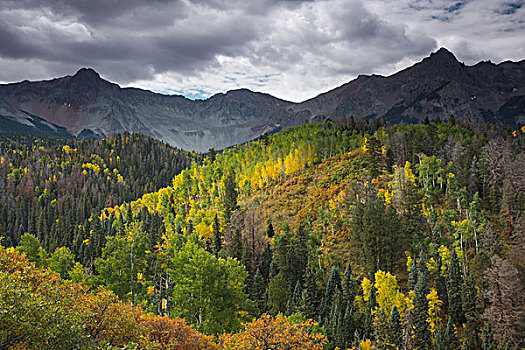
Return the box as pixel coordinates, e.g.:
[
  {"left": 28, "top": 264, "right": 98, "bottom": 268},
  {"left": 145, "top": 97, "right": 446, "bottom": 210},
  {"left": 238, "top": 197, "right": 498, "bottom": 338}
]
[
  {"left": 0, "top": 0, "right": 522, "bottom": 101},
  {"left": 0, "top": 0, "right": 264, "bottom": 83}
]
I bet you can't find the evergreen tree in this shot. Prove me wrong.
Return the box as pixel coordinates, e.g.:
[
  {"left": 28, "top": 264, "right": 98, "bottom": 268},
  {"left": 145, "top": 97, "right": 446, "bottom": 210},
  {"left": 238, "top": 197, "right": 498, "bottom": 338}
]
[
  {"left": 241, "top": 241, "right": 253, "bottom": 295},
  {"left": 286, "top": 280, "right": 302, "bottom": 315},
  {"left": 268, "top": 273, "right": 290, "bottom": 315},
  {"left": 259, "top": 243, "right": 272, "bottom": 282},
  {"left": 266, "top": 220, "right": 274, "bottom": 238},
  {"left": 434, "top": 321, "right": 448, "bottom": 350},
  {"left": 342, "top": 262, "right": 358, "bottom": 305},
  {"left": 388, "top": 305, "right": 402, "bottom": 350},
  {"left": 362, "top": 282, "right": 377, "bottom": 340},
  {"left": 293, "top": 225, "right": 308, "bottom": 285},
  {"left": 228, "top": 228, "right": 243, "bottom": 261},
  {"left": 462, "top": 275, "right": 480, "bottom": 349},
  {"left": 342, "top": 301, "right": 356, "bottom": 349},
  {"left": 324, "top": 267, "right": 342, "bottom": 321},
  {"left": 482, "top": 323, "right": 495, "bottom": 350},
  {"left": 413, "top": 270, "right": 431, "bottom": 350},
  {"left": 301, "top": 267, "right": 319, "bottom": 320},
  {"left": 448, "top": 249, "right": 465, "bottom": 327},
  {"left": 497, "top": 333, "right": 511, "bottom": 350},
  {"left": 252, "top": 268, "right": 266, "bottom": 316},
  {"left": 327, "top": 291, "right": 344, "bottom": 347},
  {"left": 212, "top": 213, "right": 221, "bottom": 257},
  {"left": 408, "top": 259, "right": 418, "bottom": 291}
]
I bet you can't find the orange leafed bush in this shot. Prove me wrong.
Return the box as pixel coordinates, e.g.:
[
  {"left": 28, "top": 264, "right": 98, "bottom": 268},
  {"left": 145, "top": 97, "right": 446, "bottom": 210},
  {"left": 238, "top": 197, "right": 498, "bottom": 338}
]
[
  {"left": 218, "top": 313, "right": 327, "bottom": 350},
  {"left": 0, "top": 244, "right": 217, "bottom": 349},
  {"left": 141, "top": 314, "right": 217, "bottom": 350}
]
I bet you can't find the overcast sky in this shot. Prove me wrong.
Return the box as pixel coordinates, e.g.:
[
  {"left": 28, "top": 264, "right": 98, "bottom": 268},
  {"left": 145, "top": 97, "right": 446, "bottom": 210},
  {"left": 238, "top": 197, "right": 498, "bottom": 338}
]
[{"left": 0, "top": 0, "right": 523, "bottom": 102}]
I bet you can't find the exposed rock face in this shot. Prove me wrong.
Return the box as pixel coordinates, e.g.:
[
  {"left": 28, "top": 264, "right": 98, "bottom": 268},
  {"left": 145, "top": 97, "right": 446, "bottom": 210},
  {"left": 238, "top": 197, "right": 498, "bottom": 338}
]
[
  {"left": 0, "top": 68, "right": 291, "bottom": 152},
  {"left": 287, "top": 48, "right": 525, "bottom": 126},
  {"left": 0, "top": 48, "right": 523, "bottom": 151}
]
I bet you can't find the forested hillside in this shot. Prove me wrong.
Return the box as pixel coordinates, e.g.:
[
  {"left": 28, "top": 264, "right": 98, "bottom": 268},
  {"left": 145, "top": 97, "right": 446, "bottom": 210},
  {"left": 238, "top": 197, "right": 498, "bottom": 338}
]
[
  {"left": 0, "top": 120, "right": 523, "bottom": 349},
  {"left": 0, "top": 132, "right": 195, "bottom": 261}
]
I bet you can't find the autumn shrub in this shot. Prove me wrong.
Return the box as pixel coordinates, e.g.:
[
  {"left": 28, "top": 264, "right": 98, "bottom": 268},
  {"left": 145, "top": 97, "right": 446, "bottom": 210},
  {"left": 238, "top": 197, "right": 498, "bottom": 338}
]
[
  {"left": 140, "top": 314, "right": 217, "bottom": 350},
  {"left": 218, "top": 313, "right": 327, "bottom": 350}
]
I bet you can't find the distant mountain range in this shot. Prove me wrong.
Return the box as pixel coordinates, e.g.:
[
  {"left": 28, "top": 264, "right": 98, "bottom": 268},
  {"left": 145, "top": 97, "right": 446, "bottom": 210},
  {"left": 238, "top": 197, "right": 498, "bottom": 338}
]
[{"left": 1, "top": 48, "right": 523, "bottom": 152}]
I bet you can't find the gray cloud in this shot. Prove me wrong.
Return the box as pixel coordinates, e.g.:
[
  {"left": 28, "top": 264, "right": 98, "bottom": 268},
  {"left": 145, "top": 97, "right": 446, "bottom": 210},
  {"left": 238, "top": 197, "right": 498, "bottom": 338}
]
[{"left": 0, "top": 0, "right": 522, "bottom": 101}]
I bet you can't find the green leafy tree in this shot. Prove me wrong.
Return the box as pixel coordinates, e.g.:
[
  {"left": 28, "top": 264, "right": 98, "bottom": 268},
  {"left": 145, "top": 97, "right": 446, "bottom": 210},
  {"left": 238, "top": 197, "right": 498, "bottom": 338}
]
[
  {"left": 16, "top": 232, "right": 46, "bottom": 267},
  {"left": 48, "top": 246, "right": 75, "bottom": 279},
  {"left": 168, "top": 240, "right": 248, "bottom": 334},
  {"left": 222, "top": 169, "right": 238, "bottom": 224},
  {"left": 95, "top": 222, "right": 148, "bottom": 304}
]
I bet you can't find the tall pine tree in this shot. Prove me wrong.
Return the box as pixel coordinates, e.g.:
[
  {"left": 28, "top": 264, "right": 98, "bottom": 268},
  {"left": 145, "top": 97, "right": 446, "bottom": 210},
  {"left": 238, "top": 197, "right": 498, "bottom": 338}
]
[
  {"left": 413, "top": 270, "right": 431, "bottom": 350},
  {"left": 448, "top": 249, "right": 465, "bottom": 327}
]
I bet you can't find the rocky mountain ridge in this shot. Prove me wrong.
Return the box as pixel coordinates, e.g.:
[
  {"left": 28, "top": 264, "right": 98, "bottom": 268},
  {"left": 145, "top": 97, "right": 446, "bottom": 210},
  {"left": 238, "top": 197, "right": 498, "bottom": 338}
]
[{"left": 0, "top": 48, "right": 523, "bottom": 151}]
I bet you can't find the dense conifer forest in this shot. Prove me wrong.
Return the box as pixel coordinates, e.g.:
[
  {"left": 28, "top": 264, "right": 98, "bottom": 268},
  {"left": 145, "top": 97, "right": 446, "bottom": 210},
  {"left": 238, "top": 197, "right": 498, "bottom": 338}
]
[{"left": 0, "top": 120, "right": 523, "bottom": 349}]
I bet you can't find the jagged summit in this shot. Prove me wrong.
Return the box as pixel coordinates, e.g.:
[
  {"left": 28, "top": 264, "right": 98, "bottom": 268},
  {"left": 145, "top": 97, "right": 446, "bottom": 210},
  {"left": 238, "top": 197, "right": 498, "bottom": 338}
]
[
  {"left": 74, "top": 67, "right": 101, "bottom": 79},
  {"left": 0, "top": 48, "right": 523, "bottom": 151},
  {"left": 429, "top": 47, "right": 458, "bottom": 61}
]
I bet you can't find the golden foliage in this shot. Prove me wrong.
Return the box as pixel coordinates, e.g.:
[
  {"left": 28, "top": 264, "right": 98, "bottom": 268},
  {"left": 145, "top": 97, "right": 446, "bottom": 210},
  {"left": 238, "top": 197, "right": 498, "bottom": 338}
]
[{"left": 218, "top": 314, "right": 326, "bottom": 350}]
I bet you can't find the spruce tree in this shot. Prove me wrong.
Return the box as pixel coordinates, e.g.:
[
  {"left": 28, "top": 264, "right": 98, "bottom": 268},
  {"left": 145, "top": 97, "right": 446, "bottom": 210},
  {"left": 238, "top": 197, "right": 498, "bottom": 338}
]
[
  {"left": 301, "top": 267, "right": 319, "bottom": 320},
  {"left": 286, "top": 280, "right": 302, "bottom": 315},
  {"left": 448, "top": 249, "right": 465, "bottom": 327},
  {"left": 389, "top": 305, "right": 402, "bottom": 349},
  {"left": 362, "top": 282, "right": 377, "bottom": 340},
  {"left": 462, "top": 275, "right": 478, "bottom": 323},
  {"left": 497, "top": 334, "right": 511, "bottom": 350},
  {"left": 268, "top": 273, "right": 290, "bottom": 314},
  {"left": 435, "top": 317, "right": 459, "bottom": 350},
  {"left": 342, "top": 262, "right": 358, "bottom": 305},
  {"left": 482, "top": 323, "right": 495, "bottom": 350},
  {"left": 413, "top": 270, "right": 431, "bottom": 350},
  {"left": 266, "top": 220, "right": 274, "bottom": 238},
  {"left": 293, "top": 225, "right": 308, "bottom": 285},
  {"left": 252, "top": 268, "right": 266, "bottom": 315},
  {"left": 212, "top": 213, "right": 221, "bottom": 257},
  {"left": 241, "top": 241, "right": 253, "bottom": 295},
  {"left": 408, "top": 259, "right": 418, "bottom": 291},
  {"left": 434, "top": 322, "right": 448, "bottom": 350},
  {"left": 327, "top": 291, "right": 344, "bottom": 347},
  {"left": 229, "top": 228, "right": 243, "bottom": 261},
  {"left": 259, "top": 243, "right": 272, "bottom": 282},
  {"left": 342, "top": 301, "right": 356, "bottom": 349},
  {"left": 462, "top": 276, "right": 480, "bottom": 349},
  {"left": 324, "top": 267, "right": 342, "bottom": 322}
]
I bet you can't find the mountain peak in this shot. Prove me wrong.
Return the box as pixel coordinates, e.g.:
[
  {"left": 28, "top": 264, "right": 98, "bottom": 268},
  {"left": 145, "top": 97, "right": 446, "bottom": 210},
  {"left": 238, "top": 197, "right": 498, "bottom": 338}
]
[
  {"left": 69, "top": 68, "right": 115, "bottom": 90},
  {"left": 428, "top": 47, "right": 459, "bottom": 63},
  {"left": 73, "top": 67, "right": 101, "bottom": 79}
]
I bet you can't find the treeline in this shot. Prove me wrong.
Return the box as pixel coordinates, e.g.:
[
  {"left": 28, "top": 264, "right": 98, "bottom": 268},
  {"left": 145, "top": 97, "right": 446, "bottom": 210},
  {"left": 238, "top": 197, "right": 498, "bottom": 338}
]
[{"left": 1, "top": 120, "right": 524, "bottom": 349}]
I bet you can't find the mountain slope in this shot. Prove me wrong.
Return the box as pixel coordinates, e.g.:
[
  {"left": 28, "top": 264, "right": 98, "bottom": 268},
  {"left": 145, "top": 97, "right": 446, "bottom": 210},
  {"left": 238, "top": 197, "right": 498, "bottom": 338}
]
[
  {"left": 289, "top": 48, "right": 525, "bottom": 125},
  {"left": 0, "top": 69, "right": 291, "bottom": 152},
  {"left": 0, "top": 48, "right": 523, "bottom": 151}
]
